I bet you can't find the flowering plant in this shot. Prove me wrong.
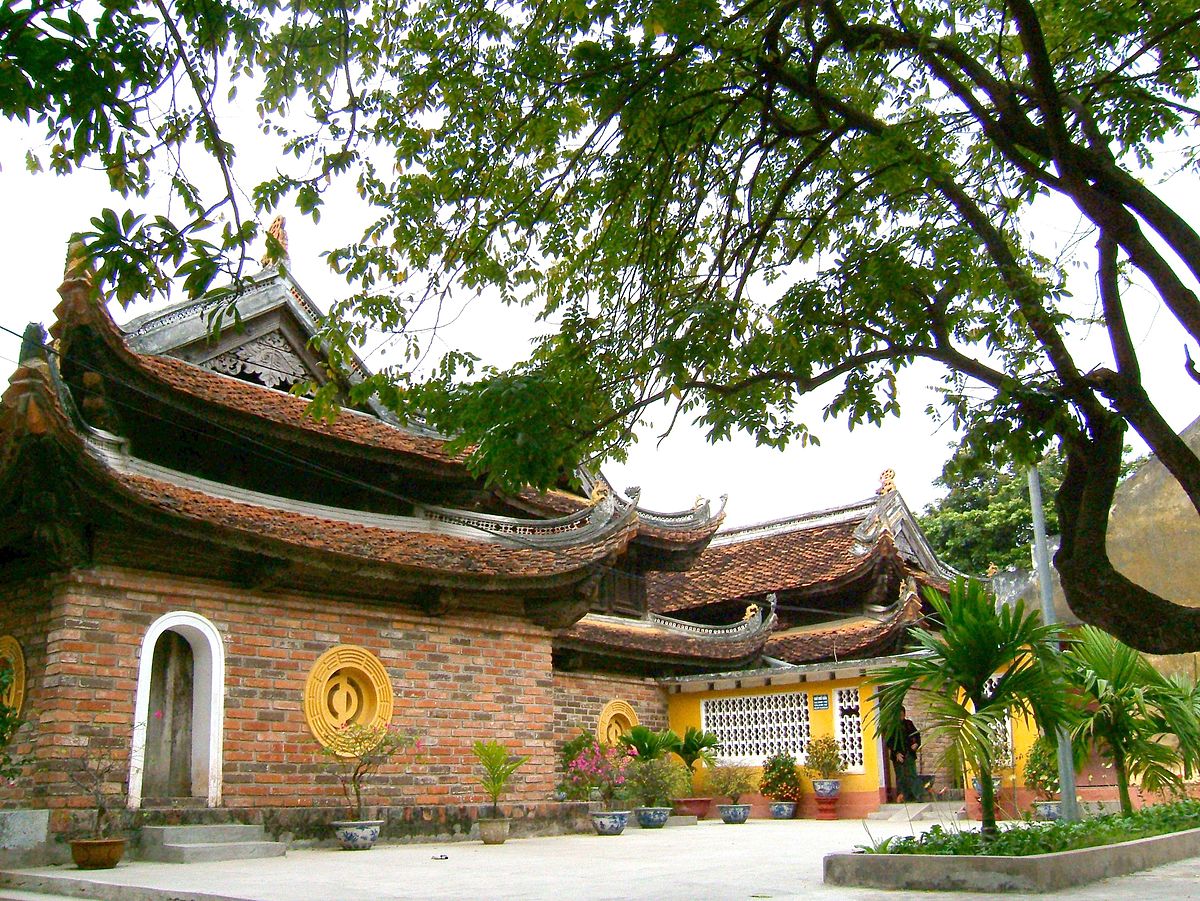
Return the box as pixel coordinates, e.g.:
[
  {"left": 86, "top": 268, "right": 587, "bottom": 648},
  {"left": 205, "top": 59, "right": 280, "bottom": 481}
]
[
  {"left": 565, "top": 740, "right": 635, "bottom": 809},
  {"left": 319, "top": 722, "right": 422, "bottom": 820},
  {"left": 759, "top": 751, "right": 804, "bottom": 802}
]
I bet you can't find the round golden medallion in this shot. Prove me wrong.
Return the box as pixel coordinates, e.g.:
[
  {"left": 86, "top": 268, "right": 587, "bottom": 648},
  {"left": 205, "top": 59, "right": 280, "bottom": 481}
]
[
  {"left": 0, "top": 636, "right": 25, "bottom": 716},
  {"left": 304, "top": 645, "right": 394, "bottom": 754},
  {"left": 596, "top": 699, "right": 639, "bottom": 745}
]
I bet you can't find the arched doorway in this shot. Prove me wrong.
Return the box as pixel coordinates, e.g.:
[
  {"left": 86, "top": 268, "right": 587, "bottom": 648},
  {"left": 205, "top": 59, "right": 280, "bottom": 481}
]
[
  {"left": 128, "top": 612, "right": 224, "bottom": 809},
  {"left": 143, "top": 630, "right": 194, "bottom": 798}
]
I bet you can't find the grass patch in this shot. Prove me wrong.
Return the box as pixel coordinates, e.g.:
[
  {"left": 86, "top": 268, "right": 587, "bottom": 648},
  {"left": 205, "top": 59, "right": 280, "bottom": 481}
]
[{"left": 858, "top": 800, "right": 1200, "bottom": 856}]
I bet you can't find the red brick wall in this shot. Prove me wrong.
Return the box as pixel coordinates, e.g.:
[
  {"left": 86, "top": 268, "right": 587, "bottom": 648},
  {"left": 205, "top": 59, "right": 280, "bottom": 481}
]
[
  {"left": 551, "top": 670, "right": 668, "bottom": 752},
  {"left": 8, "top": 566, "right": 563, "bottom": 816}
]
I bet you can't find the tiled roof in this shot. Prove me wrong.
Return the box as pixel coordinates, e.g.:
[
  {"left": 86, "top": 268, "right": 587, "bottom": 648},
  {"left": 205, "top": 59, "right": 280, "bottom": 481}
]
[
  {"left": 111, "top": 467, "right": 632, "bottom": 579},
  {"left": 1, "top": 358, "right": 636, "bottom": 585},
  {"left": 647, "top": 520, "right": 875, "bottom": 614},
  {"left": 557, "top": 611, "right": 774, "bottom": 664},
  {"left": 765, "top": 593, "right": 922, "bottom": 664}
]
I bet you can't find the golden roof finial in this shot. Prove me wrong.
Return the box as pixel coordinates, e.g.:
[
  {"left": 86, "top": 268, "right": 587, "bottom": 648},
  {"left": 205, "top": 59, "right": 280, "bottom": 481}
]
[
  {"left": 262, "top": 215, "right": 289, "bottom": 265},
  {"left": 878, "top": 468, "right": 896, "bottom": 495}
]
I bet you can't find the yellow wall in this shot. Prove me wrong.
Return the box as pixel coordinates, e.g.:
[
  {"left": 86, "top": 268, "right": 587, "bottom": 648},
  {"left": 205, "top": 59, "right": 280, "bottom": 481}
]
[{"left": 667, "top": 674, "right": 882, "bottom": 796}]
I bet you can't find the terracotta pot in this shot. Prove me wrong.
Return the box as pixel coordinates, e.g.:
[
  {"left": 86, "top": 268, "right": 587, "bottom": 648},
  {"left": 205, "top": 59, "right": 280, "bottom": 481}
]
[
  {"left": 671, "top": 797, "right": 712, "bottom": 819},
  {"left": 478, "top": 817, "right": 511, "bottom": 844},
  {"left": 70, "top": 837, "right": 126, "bottom": 869}
]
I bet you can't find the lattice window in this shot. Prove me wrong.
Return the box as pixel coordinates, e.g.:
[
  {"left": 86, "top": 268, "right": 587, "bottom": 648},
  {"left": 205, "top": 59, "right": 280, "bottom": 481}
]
[
  {"left": 982, "top": 676, "right": 1014, "bottom": 768},
  {"left": 700, "top": 692, "right": 810, "bottom": 765},
  {"left": 833, "top": 687, "right": 865, "bottom": 773}
]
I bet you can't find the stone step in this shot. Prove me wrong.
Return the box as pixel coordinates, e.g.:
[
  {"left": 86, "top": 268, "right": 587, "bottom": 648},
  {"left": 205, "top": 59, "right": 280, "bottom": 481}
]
[
  {"left": 152, "top": 840, "right": 286, "bottom": 864},
  {"left": 140, "top": 823, "right": 285, "bottom": 864},
  {"left": 866, "top": 801, "right": 964, "bottom": 822},
  {"left": 141, "top": 823, "right": 266, "bottom": 847},
  {"left": 0, "top": 892, "right": 82, "bottom": 901}
]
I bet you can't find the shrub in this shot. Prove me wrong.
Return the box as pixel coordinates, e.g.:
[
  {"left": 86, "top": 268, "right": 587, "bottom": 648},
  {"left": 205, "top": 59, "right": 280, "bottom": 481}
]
[
  {"left": 804, "top": 736, "right": 846, "bottom": 780},
  {"left": 857, "top": 799, "right": 1200, "bottom": 856},
  {"left": 706, "top": 765, "right": 758, "bottom": 804},
  {"left": 625, "top": 757, "right": 691, "bottom": 808},
  {"left": 678, "top": 726, "right": 721, "bottom": 773},
  {"left": 759, "top": 751, "right": 804, "bottom": 802},
  {"left": 1023, "top": 735, "right": 1059, "bottom": 801}
]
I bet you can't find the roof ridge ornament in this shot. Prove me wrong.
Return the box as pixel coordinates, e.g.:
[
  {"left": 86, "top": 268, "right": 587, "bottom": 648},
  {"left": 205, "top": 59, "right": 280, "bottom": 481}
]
[
  {"left": 261, "top": 215, "right": 289, "bottom": 266},
  {"left": 878, "top": 468, "right": 896, "bottom": 494}
]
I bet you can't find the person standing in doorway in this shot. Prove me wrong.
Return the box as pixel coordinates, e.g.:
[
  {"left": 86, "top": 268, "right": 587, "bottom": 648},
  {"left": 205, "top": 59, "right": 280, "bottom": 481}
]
[{"left": 887, "top": 706, "right": 923, "bottom": 802}]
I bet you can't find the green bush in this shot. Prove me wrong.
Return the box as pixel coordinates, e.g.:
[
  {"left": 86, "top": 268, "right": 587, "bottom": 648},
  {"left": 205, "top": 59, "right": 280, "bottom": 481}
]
[
  {"left": 706, "top": 765, "right": 758, "bottom": 804},
  {"left": 804, "top": 736, "right": 846, "bottom": 780},
  {"left": 1023, "top": 736, "right": 1059, "bottom": 801},
  {"left": 857, "top": 800, "right": 1200, "bottom": 856},
  {"left": 625, "top": 757, "right": 691, "bottom": 808}
]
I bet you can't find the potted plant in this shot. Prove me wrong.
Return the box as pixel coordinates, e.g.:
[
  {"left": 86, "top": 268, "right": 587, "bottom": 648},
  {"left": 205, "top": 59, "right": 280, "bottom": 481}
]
[
  {"left": 759, "top": 751, "right": 803, "bottom": 818},
  {"left": 804, "top": 735, "right": 846, "bottom": 820},
  {"left": 625, "top": 756, "right": 690, "bottom": 828},
  {"left": 321, "top": 722, "right": 419, "bottom": 850},
  {"left": 673, "top": 726, "right": 720, "bottom": 819},
  {"left": 706, "top": 764, "right": 758, "bottom": 824},
  {"left": 565, "top": 739, "right": 634, "bottom": 835},
  {"left": 617, "top": 725, "right": 681, "bottom": 760},
  {"left": 1023, "top": 735, "right": 1061, "bottom": 821},
  {"left": 473, "top": 740, "right": 528, "bottom": 844},
  {"left": 66, "top": 746, "right": 127, "bottom": 869}
]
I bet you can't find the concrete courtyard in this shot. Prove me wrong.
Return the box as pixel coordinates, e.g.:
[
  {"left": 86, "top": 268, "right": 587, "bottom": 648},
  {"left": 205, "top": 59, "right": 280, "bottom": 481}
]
[{"left": 2, "top": 817, "right": 1200, "bottom": 900}]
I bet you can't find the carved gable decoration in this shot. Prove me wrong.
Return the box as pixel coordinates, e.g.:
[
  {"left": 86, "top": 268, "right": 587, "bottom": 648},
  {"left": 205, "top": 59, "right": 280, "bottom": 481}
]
[{"left": 204, "top": 330, "right": 311, "bottom": 391}]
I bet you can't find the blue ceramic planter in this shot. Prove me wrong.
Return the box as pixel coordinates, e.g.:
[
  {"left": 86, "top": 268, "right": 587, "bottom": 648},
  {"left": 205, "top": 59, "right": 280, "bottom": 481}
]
[
  {"left": 768, "top": 800, "right": 797, "bottom": 819},
  {"left": 331, "top": 820, "right": 383, "bottom": 850},
  {"left": 717, "top": 804, "right": 751, "bottom": 824},
  {"left": 590, "top": 810, "right": 630, "bottom": 835},
  {"left": 634, "top": 807, "right": 672, "bottom": 829}
]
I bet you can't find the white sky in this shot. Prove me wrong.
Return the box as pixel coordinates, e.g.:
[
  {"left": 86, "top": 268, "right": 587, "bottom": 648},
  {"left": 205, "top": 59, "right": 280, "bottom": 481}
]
[{"left": 1, "top": 120, "right": 1197, "bottom": 528}]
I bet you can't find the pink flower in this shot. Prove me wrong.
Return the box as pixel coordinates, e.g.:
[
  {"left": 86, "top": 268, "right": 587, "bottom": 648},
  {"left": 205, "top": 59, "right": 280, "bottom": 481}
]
[{"left": 153, "top": 710, "right": 163, "bottom": 719}]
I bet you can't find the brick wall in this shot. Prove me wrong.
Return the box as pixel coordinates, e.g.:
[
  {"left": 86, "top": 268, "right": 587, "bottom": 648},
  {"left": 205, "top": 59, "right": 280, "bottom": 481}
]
[
  {"left": 6, "top": 566, "right": 565, "bottom": 819},
  {"left": 551, "top": 670, "right": 668, "bottom": 757}
]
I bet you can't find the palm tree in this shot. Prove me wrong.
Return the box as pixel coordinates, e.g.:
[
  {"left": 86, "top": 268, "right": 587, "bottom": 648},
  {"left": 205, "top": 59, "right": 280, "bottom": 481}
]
[
  {"left": 1063, "top": 626, "right": 1200, "bottom": 815},
  {"left": 872, "top": 578, "right": 1071, "bottom": 835},
  {"left": 617, "top": 725, "right": 682, "bottom": 761}
]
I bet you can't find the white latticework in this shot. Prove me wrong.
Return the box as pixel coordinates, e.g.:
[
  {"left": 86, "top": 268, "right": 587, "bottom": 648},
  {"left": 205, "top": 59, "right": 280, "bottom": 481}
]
[
  {"left": 700, "top": 692, "right": 810, "bottom": 765},
  {"left": 982, "top": 676, "right": 1014, "bottom": 768},
  {"left": 833, "top": 687, "right": 865, "bottom": 773}
]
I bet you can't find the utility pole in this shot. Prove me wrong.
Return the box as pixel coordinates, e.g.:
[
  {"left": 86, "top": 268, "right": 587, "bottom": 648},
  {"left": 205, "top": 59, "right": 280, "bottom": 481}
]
[{"left": 1028, "top": 464, "right": 1079, "bottom": 822}]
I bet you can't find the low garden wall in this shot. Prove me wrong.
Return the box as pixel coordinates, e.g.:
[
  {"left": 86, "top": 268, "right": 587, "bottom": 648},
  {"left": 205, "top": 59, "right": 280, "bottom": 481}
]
[{"left": 824, "top": 826, "right": 1200, "bottom": 893}]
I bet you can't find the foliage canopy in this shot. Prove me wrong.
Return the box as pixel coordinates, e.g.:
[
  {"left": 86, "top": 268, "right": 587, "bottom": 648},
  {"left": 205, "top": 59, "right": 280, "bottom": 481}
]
[{"left": 5, "top": 0, "right": 1200, "bottom": 650}]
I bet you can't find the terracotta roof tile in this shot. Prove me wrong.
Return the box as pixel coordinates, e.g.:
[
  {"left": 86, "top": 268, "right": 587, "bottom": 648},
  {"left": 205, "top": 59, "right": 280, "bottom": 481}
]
[
  {"left": 110, "top": 467, "right": 632, "bottom": 578},
  {"left": 647, "top": 521, "right": 873, "bottom": 614},
  {"left": 558, "top": 614, "right": 773, "bottom": 664},
  {"left": 765, "top": 594, "right": 921, "bottom": 665}
]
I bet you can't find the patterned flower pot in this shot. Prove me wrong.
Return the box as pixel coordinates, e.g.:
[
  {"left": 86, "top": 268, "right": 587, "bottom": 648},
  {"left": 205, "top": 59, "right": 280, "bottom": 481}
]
[
  {"left": 70, "top": 838, "right": 126, "bottom": 869},
  {"left": 478, "top": 818, "right": 511, "bottom": 844},
  {"left": 768, "top": 800, "right": 797, "bottom": 819},
  {"left": 331, "top": 819, "right": 384, "bottom": 850},
  {"left": 671, "top": 797, "right": 712, "bottom": 819},
  {"left": 590, "top": 810, "right": 630, "bottom": 835},
  {"left": 1034, "top": 801, "right": 1061, "bottom": 822},
  {"left": 634, "top": 807, "right": 672, "bottom": 829},
  {"left": 812, "top": 779, "right": 841, "bottom": 820},
  {"left": 717, "top": 804, "right": 751, "bottom": 824}
]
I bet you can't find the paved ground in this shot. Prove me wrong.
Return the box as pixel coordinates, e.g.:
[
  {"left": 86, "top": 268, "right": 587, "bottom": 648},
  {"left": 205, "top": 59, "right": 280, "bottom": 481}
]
[{"left": 3, "top": 817, "right": 1200, "bottom": 900}]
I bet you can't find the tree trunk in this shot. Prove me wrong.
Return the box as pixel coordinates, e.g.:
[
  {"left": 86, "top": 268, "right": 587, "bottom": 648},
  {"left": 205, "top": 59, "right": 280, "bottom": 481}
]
[
  {"left": 978, "top": 763, "right": 998, "bottom": 837},
  {"left": 1112, "top": 749, "right": 1133, "bottom": 816},
  {"left": 1055, "top": 417, "right": 1200, "bottom": 653}
]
